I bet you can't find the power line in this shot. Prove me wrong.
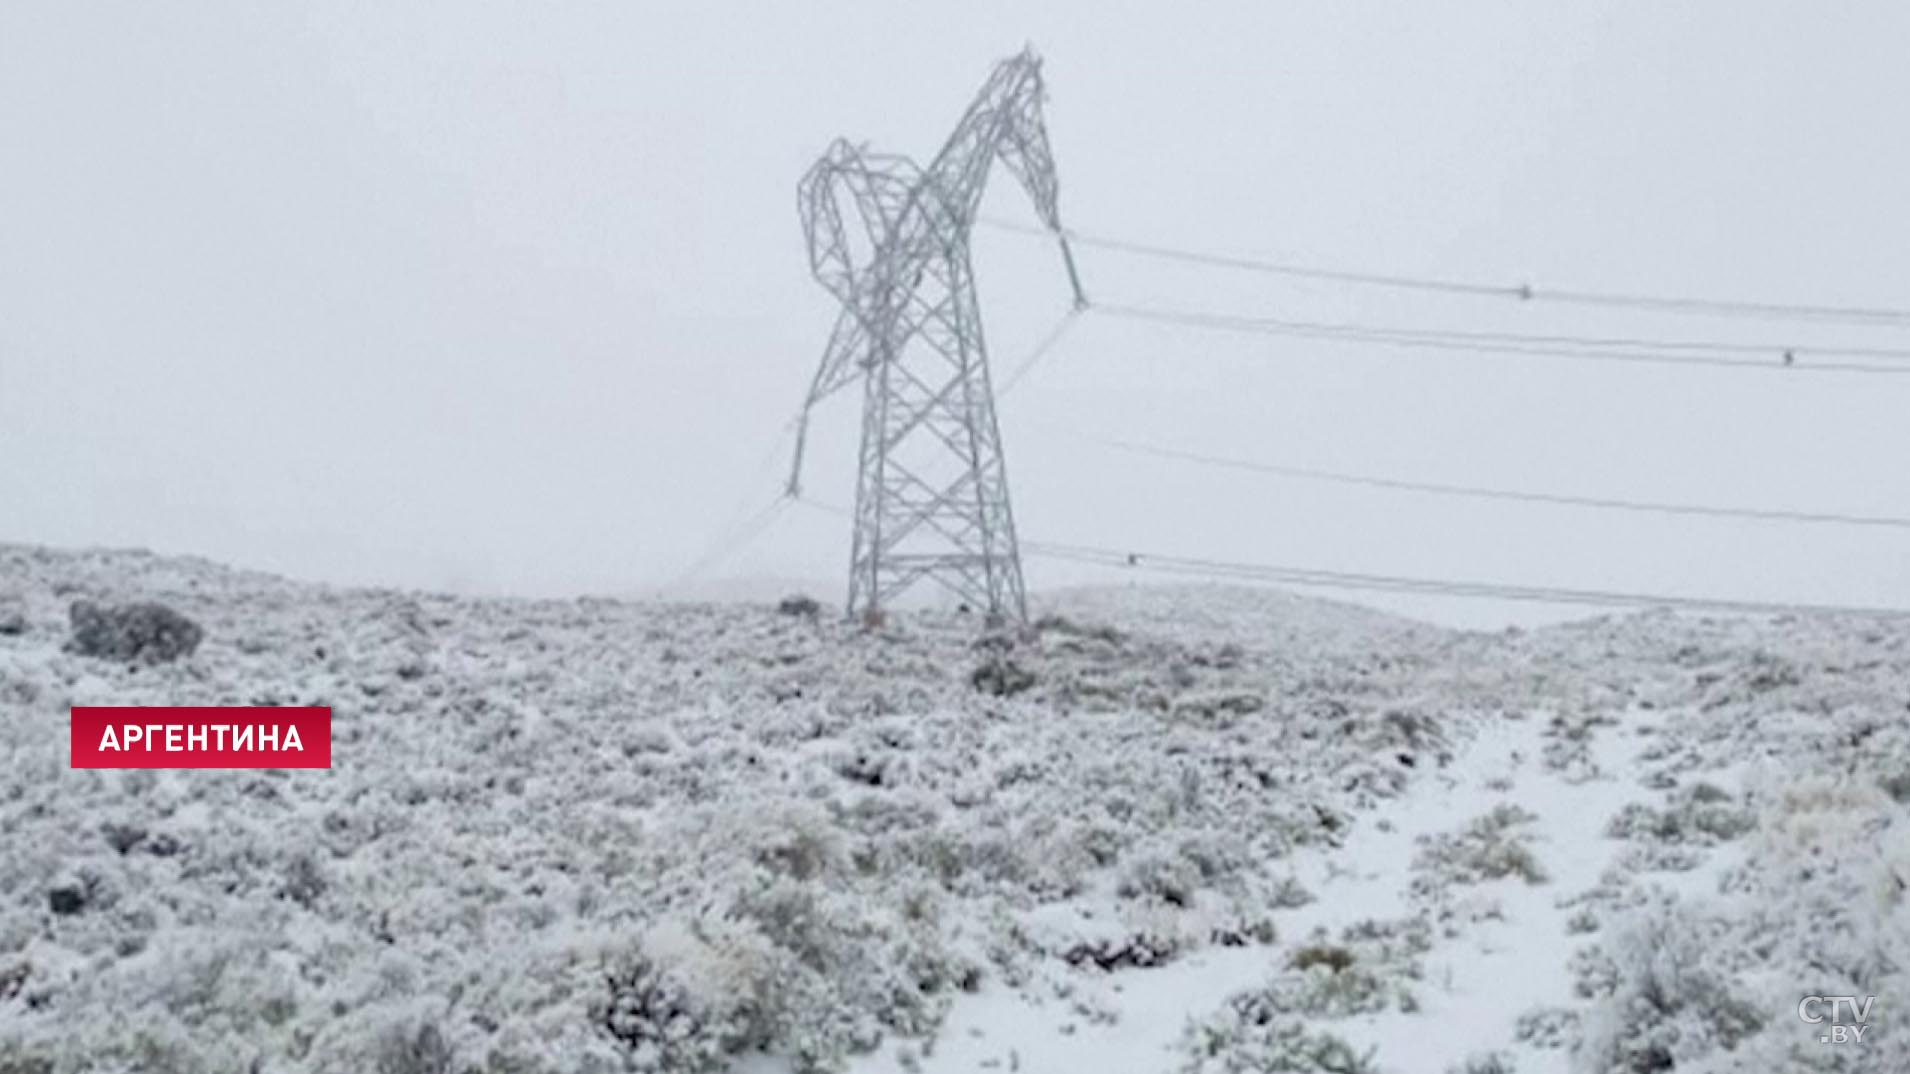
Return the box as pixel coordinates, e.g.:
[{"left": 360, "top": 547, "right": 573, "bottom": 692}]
[
  {"left": 798, "top": 498, "right": 1907, "bottom": 617},
  {"left": 793, "top": 494, "right": 853, "bottom": 520},
  {"left": 996, "top": 307, "right": 1085, "bottom": 397},
  {"left": 1024, "top": 540, "right": 1910, "bottom": 619},
  {"left": 1091, "top": 435, "right": 1910, "bottom": 530},
  {"left": 670, "top": 494, "right": 794, "bottom": 589},
  {"left": 668, "top": 415, "right": 807, "bottom": 589},
  {"left": 1111, "top": 309, "right": 1910, "bottom": 361},
  {"left": 980, "top": 216, "right": 1910, "bottom": 328},
  {"left": 1096, "top": 301, "right": 1910, "bottom": 375}
]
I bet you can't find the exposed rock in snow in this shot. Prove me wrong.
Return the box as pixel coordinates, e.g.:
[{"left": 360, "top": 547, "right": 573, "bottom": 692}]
[
  {"left": 778, "top": 595, "right": 823, "bottom": 620},
  {"left": 65, "top": 598, "right": 204, "bottom": 664}
]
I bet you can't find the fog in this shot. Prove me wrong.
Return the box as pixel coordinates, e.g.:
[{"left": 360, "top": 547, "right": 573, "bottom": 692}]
[{"left": 4, "top": 2, "right": 1907, "bottom": 628}]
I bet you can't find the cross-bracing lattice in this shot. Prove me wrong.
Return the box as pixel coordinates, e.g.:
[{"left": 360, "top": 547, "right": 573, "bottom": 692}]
[{"left": 788, "top": 48, "right": 1086, "bottom": 624}]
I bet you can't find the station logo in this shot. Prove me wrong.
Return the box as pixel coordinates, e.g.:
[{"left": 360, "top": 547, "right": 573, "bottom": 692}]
[{"left": 1799, "top": 995, "right": 1875, "bottom": 1045}]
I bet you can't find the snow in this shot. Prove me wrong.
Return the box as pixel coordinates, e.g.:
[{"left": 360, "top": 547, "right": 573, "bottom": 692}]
[{"left": 1, "top": 543, "right": 1906, "bottom": 1073}]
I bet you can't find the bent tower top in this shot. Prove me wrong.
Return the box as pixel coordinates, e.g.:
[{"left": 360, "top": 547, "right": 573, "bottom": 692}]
[{"left": 787, "top": 48, "right": 1087, "bottom": 625}]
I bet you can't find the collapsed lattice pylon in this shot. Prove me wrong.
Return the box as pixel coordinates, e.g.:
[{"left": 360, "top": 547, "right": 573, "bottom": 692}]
[{"left": 787, "top": 48, "right": 1087, "bottom": 625}]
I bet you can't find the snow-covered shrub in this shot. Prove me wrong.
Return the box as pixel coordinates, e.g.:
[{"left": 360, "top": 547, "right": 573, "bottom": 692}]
[
  {"left": 1207, "top": 910, "right": 1280, "bottom": 949},
  {"left": 1604, "top": 782, "right": 1753, "bottom": 846},
  {"left": 1513, "top": 1006, "right": 1578, "bottom": 1050},
  {"left": 1571, "top": 900, "right": 1763, "bottom": 1074},
  {"left": 1117, "top": 843, "right": 1209, "bottom": 908},
  {"left": 1446, "top": 1052, "right": 1515, "bottom": 1074},
  {"left": 731, "top": 803, "right": 852, "bottom": 884},
  {"left": 1719, "top": 649, "right": 1801, "bottom": 699},
  {"left": 1178, "top": 915, "right": 1420, "bottom": 1072},
  {"left": 1170, "top": 689, "right": 1266, "bottom": 726},
  {"left": 1031, "top": 613, "right": 1125, "bottom": 647},
  {"left": 1179, "top": 1007, "right": 1379, "bottom": 1074},
  {"left": 969, "top": 657, "right": 1035, "bottom": 697},
  {"left": 593, "top": 920, "right": 783, "bottom": 1074},
  {"left": 1756, "top": 774, "right": 1892, "bottom": 862},
  {"left": 698, "top": 869, "right": 974, "bottom": 1065},
  {"left": 1364, "top": 708, "right": 1448, "bottom": 759},
  {"left": 1267, "top": 875, "right": 1315, "bottom": 909},
  {"left": 1060, "top": 930, "right": 1183, "bottom": 972},
  {"left": 1256, "top": 963, "right": 1415, "bottom": 1018},
  {"left": 1289, "top": 944, "right": 1351, "bottom": 972},
  {"left": 1540, "top": 710, "right": 1617, "bottom": 777},
  {"left": 597, "top": 954, "right": 743, "bottom": 1073},
  {"left": 1264, "top": 925, "right": 1425, "bottom": 1020},
  {"left": 1335, "top": 915, "right": 1434, "bottom": 966},
  {"left": 0, "top": 1039, "right": 55, "bottom": 1074},
  {"left": 1414, "top": 805, "right": 1548, "bottom": 887},
  {"left": 372, "top": 1022, "right": 456, "bottom": 1074},
  {"left": 278, "top": 852, "right": 328, "bottom": 909}
]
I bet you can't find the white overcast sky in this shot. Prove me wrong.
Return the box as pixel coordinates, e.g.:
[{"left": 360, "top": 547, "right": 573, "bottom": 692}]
[{"left": 3, "top": 2, "right": 1908, "bottom": 627}]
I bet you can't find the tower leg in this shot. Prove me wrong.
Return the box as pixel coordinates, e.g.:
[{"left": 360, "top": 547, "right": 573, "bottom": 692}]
[{"left": 847, "top": 246, "right": 1024, "bottom": 625}]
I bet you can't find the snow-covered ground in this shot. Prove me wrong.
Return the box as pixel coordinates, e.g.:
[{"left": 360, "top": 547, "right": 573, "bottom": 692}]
[{"left": 2, "top": 543, "right": 1906, "bottom": 1073}]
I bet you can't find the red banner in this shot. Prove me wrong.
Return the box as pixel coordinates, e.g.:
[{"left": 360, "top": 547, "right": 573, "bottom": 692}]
[{"left": 70, "top": 707, "right": 332, "bottom": 769}]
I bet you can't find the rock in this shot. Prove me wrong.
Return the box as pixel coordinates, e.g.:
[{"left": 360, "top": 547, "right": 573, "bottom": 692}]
[
  {"left": 47, "top": 884, "right": 86, "bottom": 916},
  {"left": 65, "top": 600, "right": 204, "bottom": 663},
  {"left": 0, "top": 609, "right": 25, "bottom": 636},
  {"left": 777, "top": 594, "right": 822, "bottom": 618}
]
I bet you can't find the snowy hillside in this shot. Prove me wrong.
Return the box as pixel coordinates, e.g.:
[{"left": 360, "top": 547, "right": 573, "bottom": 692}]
[{"left": 1, "top": 543, "right": 1906, "bottom": 1074}]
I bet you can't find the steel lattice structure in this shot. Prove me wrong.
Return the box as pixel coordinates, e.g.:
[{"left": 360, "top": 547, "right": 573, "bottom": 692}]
[{"left": 787, "top": 48, "right": 1086, "bottom": 625}]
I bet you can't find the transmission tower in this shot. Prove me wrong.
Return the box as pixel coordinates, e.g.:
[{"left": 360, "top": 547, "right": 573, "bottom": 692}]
[{"left": 787, "top": 48, "right": 1087, "bottom": 626}]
